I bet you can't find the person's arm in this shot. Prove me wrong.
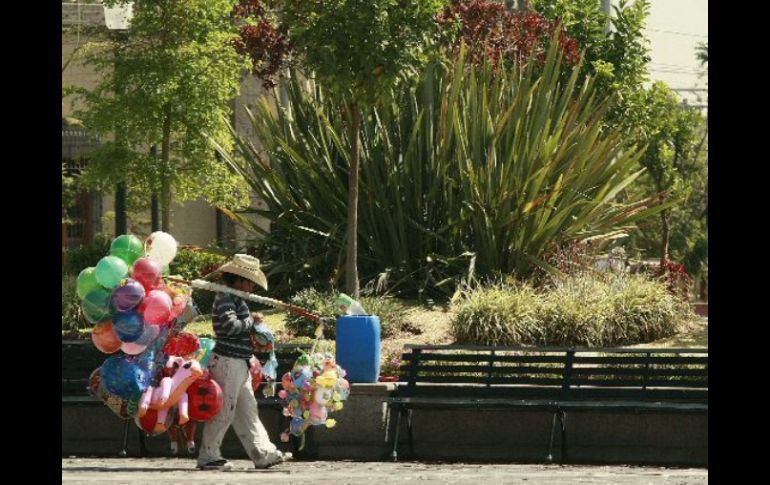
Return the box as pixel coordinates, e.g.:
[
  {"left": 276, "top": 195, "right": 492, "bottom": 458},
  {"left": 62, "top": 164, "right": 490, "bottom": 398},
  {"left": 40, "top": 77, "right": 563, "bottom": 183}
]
[{"left": 212, "top": 294, "right": 254, "bottom": 337}]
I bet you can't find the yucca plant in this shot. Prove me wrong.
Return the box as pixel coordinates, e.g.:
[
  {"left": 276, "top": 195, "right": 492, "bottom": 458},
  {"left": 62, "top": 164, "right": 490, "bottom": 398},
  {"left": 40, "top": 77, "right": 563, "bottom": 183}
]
[{"left": 215, "top": 35, "right": 667, "bottom": 298}]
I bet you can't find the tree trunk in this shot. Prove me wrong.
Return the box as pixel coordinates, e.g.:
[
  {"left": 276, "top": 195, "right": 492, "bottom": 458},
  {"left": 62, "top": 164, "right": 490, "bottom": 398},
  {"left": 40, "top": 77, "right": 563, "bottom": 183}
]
[
  {"left": 660, "top": 209, "right": 670, "bottom": 265},
  {"left": 345, "top": 105, "right": 361, "bottom": 299},
  {"left": 115, "top": 183, "right": 128, "bottom": 235},
  {"left": 150, "top": 146, "right": 161, "bottom": 232},
  {"left": 160, "top": 107, "right": 172, "bottom": 232}
]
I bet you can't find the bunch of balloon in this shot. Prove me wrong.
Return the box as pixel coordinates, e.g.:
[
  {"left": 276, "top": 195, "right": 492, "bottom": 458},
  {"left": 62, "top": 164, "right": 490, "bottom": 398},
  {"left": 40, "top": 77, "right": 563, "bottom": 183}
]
[
  {"left": 78, "top": 232, "right": 191, "bottom": 418},
  {"left": 277, "top": 351, "right": 350, "bottom": 446}
]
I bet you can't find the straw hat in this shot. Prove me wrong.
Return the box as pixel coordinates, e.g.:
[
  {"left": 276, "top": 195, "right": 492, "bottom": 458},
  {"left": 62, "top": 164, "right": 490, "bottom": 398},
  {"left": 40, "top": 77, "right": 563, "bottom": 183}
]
[{"left": 207, "top": 254, "right": 268, "bottom": 290}]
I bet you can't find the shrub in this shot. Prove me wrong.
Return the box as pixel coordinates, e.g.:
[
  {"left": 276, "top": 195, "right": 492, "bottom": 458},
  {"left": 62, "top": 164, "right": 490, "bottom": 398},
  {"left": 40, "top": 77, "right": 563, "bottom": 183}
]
[
  {"left": 285, "top": 288, "right": 339, "bottom": 339},
  {"left": 286, "top": 288, "right": 410, "bottom": 339},
  {"left": 451, "top": 284, "right": 543, "bottom": 346},
  {"left": 219, "top": 35, "right": 662, "bottom": 299},
  {"left": 63, "top": 234, "right": 112, "bottom": 275},
  {"left": 450, "top": 273, "right": 693, "bottom": 347},
  {"left": 62, "top": 274, "right": 86, "bottom": 333}
]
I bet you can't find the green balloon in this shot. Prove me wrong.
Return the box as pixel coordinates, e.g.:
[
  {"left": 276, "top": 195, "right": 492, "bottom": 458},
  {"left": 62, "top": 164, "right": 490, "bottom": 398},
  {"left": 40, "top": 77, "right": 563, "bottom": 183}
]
[
  {"left": 82, "top": 287, "right": 113, "bottom": 324},
  {"left": 76, "top": 267, "right": 100, "bottom": 300},
  {"left": 95, "top": 256, "right": 129, "bottom": 289},
  {"left": 110, "top": 235, "right": 145, "bottom": 266}
]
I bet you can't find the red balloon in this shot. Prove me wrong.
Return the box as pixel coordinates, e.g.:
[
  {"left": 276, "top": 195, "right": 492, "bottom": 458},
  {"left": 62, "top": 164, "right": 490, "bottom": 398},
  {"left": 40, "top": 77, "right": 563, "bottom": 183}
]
[
  {"left": 164, "top": 332, "right": 201, "bottom": 357},
  {"left": 140, "top": 289, "right": 173, "bottom": 325},
  {"left": 132, "top": 257, "right": 163, "bottom": 292},
  {"left": 92, "top": 322, "right": 122, "bottom": 354},
  {"left": 188, "top": 374, "right": 224, "bottom": 422}
]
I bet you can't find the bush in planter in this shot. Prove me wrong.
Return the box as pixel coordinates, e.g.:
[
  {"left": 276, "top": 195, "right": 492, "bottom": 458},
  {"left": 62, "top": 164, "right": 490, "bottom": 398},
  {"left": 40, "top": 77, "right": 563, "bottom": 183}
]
[
  {"left": 450, "top": 273, "right": 694, "bottom": 347},
  {"left": 286, "top": 288, "right": 409, "bottom": 339},
  {"left": 539, "top": 273, "right": 692, "bottom": 346},
  {"left": 536, "top": 275, "right": 616, "bottom": 346},
  {"left": 451, "top": 284, "right": 543, "bottom": 346},
  {"left": 603, "top": 274, "right": 693, "bottom": 344}
]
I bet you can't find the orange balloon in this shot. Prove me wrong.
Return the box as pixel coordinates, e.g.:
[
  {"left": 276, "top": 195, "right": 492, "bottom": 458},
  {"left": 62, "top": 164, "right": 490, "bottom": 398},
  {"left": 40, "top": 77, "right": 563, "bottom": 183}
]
[{"left": 92, "top": 321, "right": 122, "bottom": 354}]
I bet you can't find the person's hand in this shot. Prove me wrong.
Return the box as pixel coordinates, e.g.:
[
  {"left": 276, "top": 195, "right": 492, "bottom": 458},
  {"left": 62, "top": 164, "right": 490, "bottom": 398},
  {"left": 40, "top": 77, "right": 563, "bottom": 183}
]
[{"left": 251, "top": 312, "right": 264, "bottom": 324}]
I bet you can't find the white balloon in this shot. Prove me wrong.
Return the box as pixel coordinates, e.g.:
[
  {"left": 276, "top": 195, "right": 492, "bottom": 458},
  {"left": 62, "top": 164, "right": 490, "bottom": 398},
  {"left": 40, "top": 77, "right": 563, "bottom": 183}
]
[{"left": 146, "top": 231, "right": 178, "bottom": 266}]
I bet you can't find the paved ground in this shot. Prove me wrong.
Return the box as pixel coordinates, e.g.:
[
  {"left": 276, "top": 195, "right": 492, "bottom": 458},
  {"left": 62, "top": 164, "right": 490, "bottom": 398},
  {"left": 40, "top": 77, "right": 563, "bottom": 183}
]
[{"left": 62, "top": 458, "right": 707, "bottom": 484}]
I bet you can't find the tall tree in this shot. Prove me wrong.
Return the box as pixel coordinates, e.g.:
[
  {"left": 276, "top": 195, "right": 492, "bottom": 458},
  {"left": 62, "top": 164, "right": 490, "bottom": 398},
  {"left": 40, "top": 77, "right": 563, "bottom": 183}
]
[
  {"left": 73, "top": 0, "right": 250, "bottom": 231},
  {"left": 271, "top": 0, "right": 448, "bottom": 298}
]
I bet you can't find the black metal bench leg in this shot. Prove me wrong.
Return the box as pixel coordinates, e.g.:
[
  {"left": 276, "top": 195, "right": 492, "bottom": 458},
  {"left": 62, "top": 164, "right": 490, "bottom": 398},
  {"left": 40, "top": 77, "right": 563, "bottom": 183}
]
[
  {"left": 119, "top": 420, "right": 130, "bottom": 457},
  {"left": 390, "top": 405, "right": 402, "bottom": 462},
  {"left": 546, "top": 410, "right": 558, "bottom": 463},
  {"left": 407, "top": 409, "right": 414, "bottom": 458},
  {"left": 558, "top": 410, "right": 567, "bottom": 464}
]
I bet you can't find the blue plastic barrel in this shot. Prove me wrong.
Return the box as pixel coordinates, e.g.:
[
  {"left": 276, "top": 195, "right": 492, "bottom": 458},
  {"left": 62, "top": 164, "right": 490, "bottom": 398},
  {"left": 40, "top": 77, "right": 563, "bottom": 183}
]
[{"left": 335, "top": 315, "right": 381, "bottom": 383}]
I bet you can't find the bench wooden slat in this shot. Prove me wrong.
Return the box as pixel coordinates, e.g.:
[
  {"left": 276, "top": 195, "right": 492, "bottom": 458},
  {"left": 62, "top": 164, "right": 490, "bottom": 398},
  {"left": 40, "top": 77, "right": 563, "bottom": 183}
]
[
  {"left": 570, "top": 367, "right": 708, "bottom": 377},
  {"left": 396, "top": 385, "right": 566, "bottom": 399},
  {"left": 572, "top": 356, "right": 708, "bottom": 365},
  {"left": 406, "top": 375, "right": 567, "bottom": 386},
  {"left": 569, "top": 378, "right": 708, "bottom": 388},
  {"left": 409, "top": 364, "right": 567, "bottom": 375},
  {"left": 402, "top": 353, "right": 569, "bottom": 364}
]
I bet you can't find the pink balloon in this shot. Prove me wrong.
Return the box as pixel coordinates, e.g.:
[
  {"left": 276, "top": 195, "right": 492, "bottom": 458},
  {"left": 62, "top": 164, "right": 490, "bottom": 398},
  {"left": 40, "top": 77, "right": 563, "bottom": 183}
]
[
  {"left": 140, "top": 289, "right": 173, "bottom": 325},
  {"left": 121, "top": 341, "right": 147, "bottom": 355}
]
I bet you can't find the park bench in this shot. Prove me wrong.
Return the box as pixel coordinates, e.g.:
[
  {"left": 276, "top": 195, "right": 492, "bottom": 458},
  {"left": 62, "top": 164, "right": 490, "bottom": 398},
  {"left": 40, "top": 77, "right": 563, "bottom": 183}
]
[
  {"left": 386, "top": 344, "right": 708, "bottom": 462},
  {"left": 62, "top": 340, "right": 311, "bottom": 456}
]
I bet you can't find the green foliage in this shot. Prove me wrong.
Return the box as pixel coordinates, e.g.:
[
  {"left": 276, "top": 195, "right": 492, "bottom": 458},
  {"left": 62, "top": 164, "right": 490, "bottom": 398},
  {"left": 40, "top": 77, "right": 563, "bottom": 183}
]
[
  {"left": 451, "top": 284, "right": 542, "bottom": 346},
  {"left": 533, "top": 0, "right": 707, "bottom": 282},
  {"left": 451, "top": 272, "right": 693, "bottom": 347},
  {"left": 696, "top": 42, "right": 708, "bottom": 67},
  {"left": 218, "top": 37, "right": 665, "bottom": 298},
  {"left": 532, "top": 0, "right": 651, "bottom": 126},
  {"left": 625, "top": 83, "right": 707, "bottom": 273},
  {"left": 285, "top": 288, "right": 408, "bottom": 339},
  {"left": 540, "top": 272, "right": 691, "bottom": 346},
  {"left": 62, "top": 234, "right": 113, "bottom": 275},
  {"left": 246, "top": 224, "right": 341, "bottom": 301},
  {"left": 276, "top": 0, "right": 447, "bottom": 103},
  {"left": 62, "top": 164, "right": 79, "bottom": 223},
  {"left": 73, "top": 0, "right": 251, "bottom": 224},
  {"left": 271, "top": 0, "right": 449, "bottom": 296},
  {"left": 62, "top": 274, "right": 86, "bottom": 332}
]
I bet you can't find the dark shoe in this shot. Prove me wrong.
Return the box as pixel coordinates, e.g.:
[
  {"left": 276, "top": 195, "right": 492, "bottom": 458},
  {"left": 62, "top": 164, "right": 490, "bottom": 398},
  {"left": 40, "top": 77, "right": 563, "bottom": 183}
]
[{"left": 197, "top": 459, "right": 233, "bottom": 471}]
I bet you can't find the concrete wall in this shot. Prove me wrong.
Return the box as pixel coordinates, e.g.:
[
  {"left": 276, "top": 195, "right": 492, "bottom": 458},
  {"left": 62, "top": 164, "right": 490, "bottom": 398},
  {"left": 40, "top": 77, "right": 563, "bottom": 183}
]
[{"left": 63, "top": 384, "right": 707, "bottom": 466}]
